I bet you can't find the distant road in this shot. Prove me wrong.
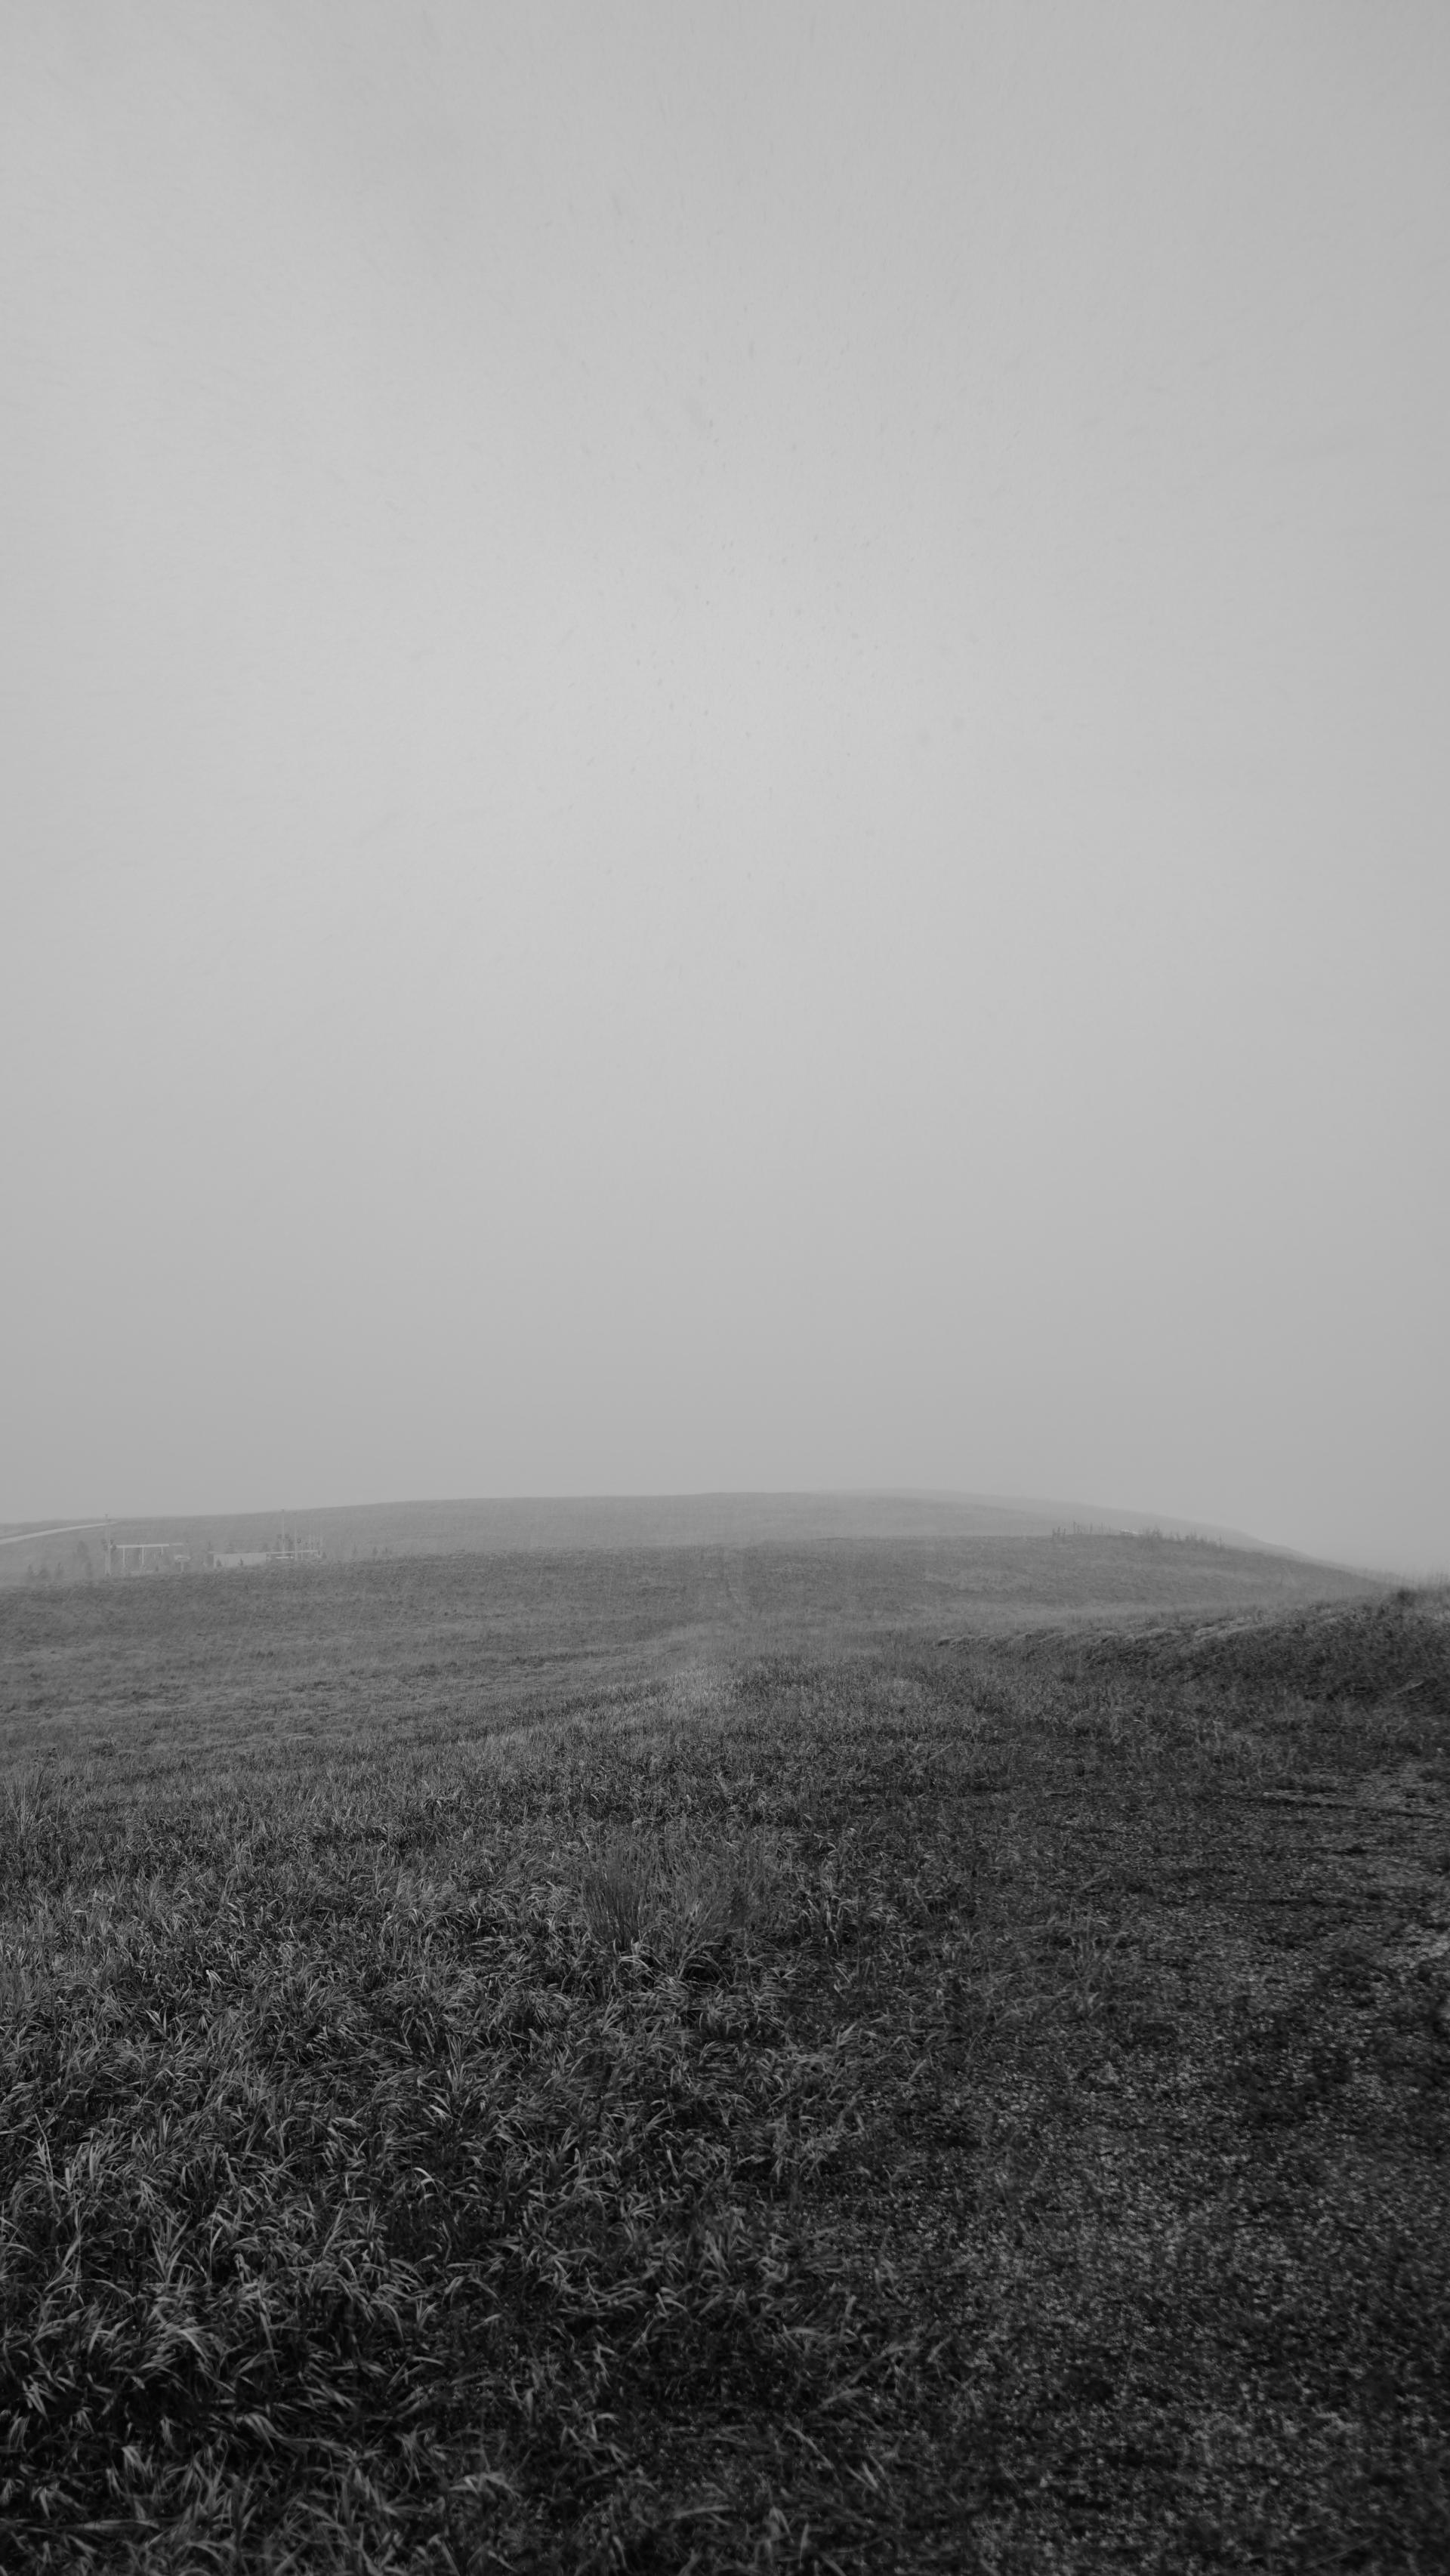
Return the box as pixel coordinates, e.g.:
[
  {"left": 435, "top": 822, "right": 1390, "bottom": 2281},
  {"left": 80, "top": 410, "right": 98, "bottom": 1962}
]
[{"left": 0, "top": 1521, "right": 110, "bottom": 1550}]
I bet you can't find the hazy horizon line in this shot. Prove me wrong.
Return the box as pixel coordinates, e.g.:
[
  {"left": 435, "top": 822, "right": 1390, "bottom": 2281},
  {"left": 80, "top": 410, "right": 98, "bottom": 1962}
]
[{"left": 5, "top": 1484, "right": 1427, "bottom": 1581}]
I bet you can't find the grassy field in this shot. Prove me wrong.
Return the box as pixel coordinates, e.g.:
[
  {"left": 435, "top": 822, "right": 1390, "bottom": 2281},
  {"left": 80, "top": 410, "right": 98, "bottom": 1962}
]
[
  {"left": 2, "top": 1539, "right": 1445, "bottom": 2571},
  {"left": 0, "top": 1535, "right": 1379, "bottom": 1773}
]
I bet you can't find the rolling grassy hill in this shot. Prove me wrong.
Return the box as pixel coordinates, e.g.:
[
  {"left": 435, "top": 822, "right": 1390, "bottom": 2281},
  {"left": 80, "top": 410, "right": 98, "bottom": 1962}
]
[
  {"left": 0, "top": 1532, "right": 1381, "bottom": 1771},
  {"left": 2, "top": 1547, "right": 1444, "bottom": 2570},
  {"left": 0, "top": 1488, "right": 1314, "bottom": 1586}
]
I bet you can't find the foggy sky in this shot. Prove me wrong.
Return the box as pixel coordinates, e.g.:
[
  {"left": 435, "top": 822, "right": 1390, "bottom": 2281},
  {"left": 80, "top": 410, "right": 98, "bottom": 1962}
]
[{"left": 3, "top": 2, "right": 1447, "bottom": 1573}]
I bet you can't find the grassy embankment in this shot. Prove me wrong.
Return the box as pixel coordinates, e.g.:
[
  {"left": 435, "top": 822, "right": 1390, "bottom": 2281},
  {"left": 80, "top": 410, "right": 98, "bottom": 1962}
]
[{"left": 1, "top": 1545, "right": 1445, "bottom": 2570}]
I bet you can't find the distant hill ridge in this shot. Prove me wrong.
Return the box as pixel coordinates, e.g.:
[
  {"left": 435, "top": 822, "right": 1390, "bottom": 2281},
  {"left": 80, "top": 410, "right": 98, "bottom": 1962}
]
[{"left": 4, "top": 1489, "right": 1288, "bottom": 1573}]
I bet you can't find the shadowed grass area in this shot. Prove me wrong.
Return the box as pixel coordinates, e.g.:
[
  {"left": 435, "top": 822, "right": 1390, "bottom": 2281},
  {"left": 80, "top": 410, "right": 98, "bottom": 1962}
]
[{"left": 0, "top": 1582, "right": 1446, "bottom": 2568}]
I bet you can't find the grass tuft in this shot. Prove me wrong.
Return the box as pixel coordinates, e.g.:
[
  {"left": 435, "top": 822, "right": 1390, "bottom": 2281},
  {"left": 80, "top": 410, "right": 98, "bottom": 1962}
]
[{"left": 576, "top": 1823, "right": 781, "bottom": 1975}]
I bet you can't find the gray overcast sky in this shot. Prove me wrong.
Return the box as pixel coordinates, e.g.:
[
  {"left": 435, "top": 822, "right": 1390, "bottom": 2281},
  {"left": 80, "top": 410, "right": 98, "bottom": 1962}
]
[{"left": 3, "top": 2, "right": 1447, "bottom": 1570}]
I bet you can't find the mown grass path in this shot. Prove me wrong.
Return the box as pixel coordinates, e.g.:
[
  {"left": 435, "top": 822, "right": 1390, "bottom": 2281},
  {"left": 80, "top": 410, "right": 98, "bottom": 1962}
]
[{"left": 1, "top": 1576, "right": 1445, "bottom": 2570}]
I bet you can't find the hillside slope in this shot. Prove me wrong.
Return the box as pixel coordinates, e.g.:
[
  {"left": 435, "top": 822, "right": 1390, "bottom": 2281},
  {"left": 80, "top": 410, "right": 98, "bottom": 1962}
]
[{"left": 0, "top": 1586, "right": 1444, "bottom": 2570}]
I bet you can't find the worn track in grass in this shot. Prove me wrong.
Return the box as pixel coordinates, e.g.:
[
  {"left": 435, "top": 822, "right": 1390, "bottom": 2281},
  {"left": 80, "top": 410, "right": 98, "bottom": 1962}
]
[{"left": 0, "top": 1562, "right": 1445, "bottom": 2570}]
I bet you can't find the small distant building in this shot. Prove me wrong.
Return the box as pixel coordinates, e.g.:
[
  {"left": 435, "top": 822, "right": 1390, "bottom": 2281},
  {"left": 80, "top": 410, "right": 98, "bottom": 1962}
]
[
  {"left": 208, "top": 1529, "right": 325, "bottom": 1572},
  {"left": 266, "top": 1530, "right": 325, "bottom": 1566},
  {"left": 104, "top": 1539, "right": 191, "bottom": 1576}
]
